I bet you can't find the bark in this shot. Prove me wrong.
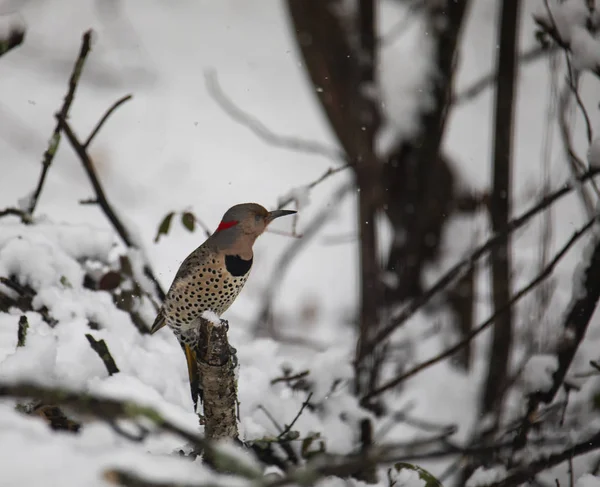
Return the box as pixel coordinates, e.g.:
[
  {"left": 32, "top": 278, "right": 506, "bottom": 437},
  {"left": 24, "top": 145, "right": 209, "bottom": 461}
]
[{"left": 195, "top": 317, "right": 239, "bottom": 442}]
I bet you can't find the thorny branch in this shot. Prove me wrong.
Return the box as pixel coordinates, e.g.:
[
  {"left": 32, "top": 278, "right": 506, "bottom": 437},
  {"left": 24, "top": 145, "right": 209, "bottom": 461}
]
[
  {"left": 358, "top": 168, "right": 600, "bottom": 361},
  {"left": 362, "top": 214, "right": 598, "bottom": 402}
]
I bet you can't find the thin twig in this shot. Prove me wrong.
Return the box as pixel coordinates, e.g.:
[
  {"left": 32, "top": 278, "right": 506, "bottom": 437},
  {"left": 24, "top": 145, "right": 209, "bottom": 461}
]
[
  {"left": 27, "top": 30, "right": 93, "bottom": 216},
  {"left": 257, "top": 405, "right": 284, "bottom": 434},
  {"left": 84, "top": 94, "right": 133, "bottom": 148},
  {"left": 453, "top": 44, "right": 557, "bottom": 104},
  {"left": 85, "top": 333, "right": 120, "bottom": 375},
  {"left": 358, "top": 168, "right": 600, "bottom": 361},
  {"left": 362, "top": 215, "right": 597, "bottom": 401},
  {"left": 253, "top": 184, "right": 351, "bottom": 334},
  {"left": 278, "top": 392, "right": 313, "bottom": 440},
  {"left": 0, "top": 25, "right": 25, "bottom": 58},
  {"left": 270, "top": 370, "right": 310, "bottom": 385},
  {"left": 0, "top": 207, "right": 28, "bottom": 221},
  {"left": 56, "top": 115, "right": 166, "bottom": 301},
  {"left": 205, "top": 69, "right": 346, "bottom": 164}
]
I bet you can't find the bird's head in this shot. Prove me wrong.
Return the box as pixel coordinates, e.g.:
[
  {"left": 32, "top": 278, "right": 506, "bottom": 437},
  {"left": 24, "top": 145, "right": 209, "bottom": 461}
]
[{"left": 213, "top": 203, "right": 296, "bottom": 245}]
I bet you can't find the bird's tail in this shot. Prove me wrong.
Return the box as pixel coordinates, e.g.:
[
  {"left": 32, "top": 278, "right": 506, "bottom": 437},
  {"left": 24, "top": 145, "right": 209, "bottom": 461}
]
[{"left": 150, "top": 310, "right": 167, "bottom": 334}]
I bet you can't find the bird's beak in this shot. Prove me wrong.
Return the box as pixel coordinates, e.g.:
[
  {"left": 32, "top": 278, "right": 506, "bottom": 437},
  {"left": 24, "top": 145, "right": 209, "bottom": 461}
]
[{"left": 266, "top": 209, "right": 296, "bottom": 222}]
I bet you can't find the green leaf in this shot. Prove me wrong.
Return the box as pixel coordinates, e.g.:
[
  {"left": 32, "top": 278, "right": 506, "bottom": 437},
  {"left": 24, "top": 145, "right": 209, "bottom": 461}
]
[
  {"left": 60, "top": 276, "right": 72, "bottom": 288},
  {"left": 154, "top": 212, "right": 175, "bottom": 243},
  {"left": 393, "top": 463, "right": 443, "bottom": 487},
  {"left": 181, "top": 212, "right": 195, "bottom": 233}
]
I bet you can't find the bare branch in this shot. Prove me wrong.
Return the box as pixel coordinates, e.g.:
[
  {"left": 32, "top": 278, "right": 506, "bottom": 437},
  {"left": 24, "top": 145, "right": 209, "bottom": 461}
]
[
  {"left": 85, "top": 334, "right": 120, "bottom": 375},
  {"left": 358, "top": 168, "right": 600, "bottom": 361},
  {"left": 0, "top": 25, "right": 25, "bottom": 58},
  {"left": 253, "top": 184, "right": 351, "bottom": 334},
  {"left": 204, "top": 69, "right": 346, "bottom": 164},
  {"left": 28, "top": 30, "right": 93, "bottom": 216},
  {"left": 84, "top": 94, "right": 133, "bottom": 148},
  {"left": 56, "top": 115, "right": 166, "bottom": 301},
  {"left": 453, "top": 44, "right": 556, "bottom": 105},
  {"left": 362, "top": 215, "right": 597, "bottom": 402},
  {"left": 278, "top": 392, "right": 313, "bottom": 440}
]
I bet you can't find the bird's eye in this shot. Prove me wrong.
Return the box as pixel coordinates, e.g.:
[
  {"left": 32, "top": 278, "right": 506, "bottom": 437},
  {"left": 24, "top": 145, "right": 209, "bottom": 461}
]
[{"left": 255, "top": 214, "right": 262, "bottom": 222}]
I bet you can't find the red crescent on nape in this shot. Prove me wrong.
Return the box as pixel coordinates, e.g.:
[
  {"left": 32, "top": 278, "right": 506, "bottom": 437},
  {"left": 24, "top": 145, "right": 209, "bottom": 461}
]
[{"left": 216, "top": 220, "right": 239, "bottom": 232}]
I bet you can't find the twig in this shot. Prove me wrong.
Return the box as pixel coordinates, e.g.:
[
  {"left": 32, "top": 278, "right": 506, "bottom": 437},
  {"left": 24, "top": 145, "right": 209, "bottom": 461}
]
[
  {"left": 453, "top": 44, "right": 556, "bottom": 104},
  {"left": 84, "top": 94, "right": 133, "bottom": 148},
  {"left": 27, "top": 30, "right": 93, "bottom": 216},
  {"left": 85, "top": 333, "right": 120, "bottom": 375},
  {"left": 358, "top": 167, "right": 600, "bottom": 361},
  {"left": 17, "top": 315, "right": 28, "bottom": 347},
  {"left": 55, "top": 115, "right": 166, "bottom": 301},
  {"left": 277, "top": 165, "right": 350, "bottom": 210},
  {"left": 257, "top": 405, "right": 284, "bottom": 433},
  {"left": 0, "top": 208, "right": 28, "bottom": 220},
  {"left": 516, "top": 222, "right": 600, "bottom": 449},
  {"left": 270, "top": 370, "right": 310, "bottom": 385},
  {"left": 487, "top": 431, "right": 600, "bottom": 487},
  {"left": 253, "top": 184, "right": 351, "bottom": 334},
  {"left": 278, "top": 392, "right": 313, "bottom": 440},
  {"left": 0, "top": 382, "right": 260, "bottom": 481},
  {"left": 0, "top": 25, "right": 25, "bottom": 58},
  {"left": 362, "top": 215, "right": 597, "bottom": 402},
  {"left": 205, "top": 69, "right": 346, "bottom": 164}
]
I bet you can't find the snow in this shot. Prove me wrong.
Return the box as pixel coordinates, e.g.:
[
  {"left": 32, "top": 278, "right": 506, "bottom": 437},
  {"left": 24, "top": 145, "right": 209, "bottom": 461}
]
[
  {"left": 466, "top": 466, "right": 507, "bottom": 487},
  {"left": 201, "top": 309, "right": 221, "bottom": 325},
  {"left": 571, "top": 26, "right": 600, "bottom": 73},
  {"left": 577, "top": 474, "right": 600, "bottom": 487},
  {"left": 522, "top": 354, "right": 559, "bottom": 394}
]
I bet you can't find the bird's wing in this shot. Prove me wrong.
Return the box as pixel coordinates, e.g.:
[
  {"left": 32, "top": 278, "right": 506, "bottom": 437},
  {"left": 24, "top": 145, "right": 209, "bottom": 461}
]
[{"left": 150, "top": 309, "right": 167, "bottom": 334}]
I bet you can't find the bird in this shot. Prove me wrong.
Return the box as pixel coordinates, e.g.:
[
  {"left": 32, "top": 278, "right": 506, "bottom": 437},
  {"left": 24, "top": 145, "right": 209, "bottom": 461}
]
[{"left": 150, "top": 203, "right": 296, "bottom": 405}]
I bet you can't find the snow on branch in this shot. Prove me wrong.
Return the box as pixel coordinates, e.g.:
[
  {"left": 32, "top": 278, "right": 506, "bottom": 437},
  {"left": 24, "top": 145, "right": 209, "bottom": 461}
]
[{"left": 515, "top": 227, "right": 600, "bottom": 449}]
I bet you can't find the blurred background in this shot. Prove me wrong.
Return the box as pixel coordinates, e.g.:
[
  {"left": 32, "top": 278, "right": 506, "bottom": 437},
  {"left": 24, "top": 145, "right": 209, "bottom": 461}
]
[{"left": 1, "top": 0, "right": 600, "bottom": 485}]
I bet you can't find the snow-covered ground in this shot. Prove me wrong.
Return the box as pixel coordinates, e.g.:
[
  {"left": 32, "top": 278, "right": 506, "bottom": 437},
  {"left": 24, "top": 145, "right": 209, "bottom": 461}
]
[{"left": 1, "top": 0, "right": 600, "bottom": 485}]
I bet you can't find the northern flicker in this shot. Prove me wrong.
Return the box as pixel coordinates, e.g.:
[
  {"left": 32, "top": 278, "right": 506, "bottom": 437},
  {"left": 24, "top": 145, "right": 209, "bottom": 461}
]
[{"left": 150, "top": 203, "right": 296, "bottom": 403}]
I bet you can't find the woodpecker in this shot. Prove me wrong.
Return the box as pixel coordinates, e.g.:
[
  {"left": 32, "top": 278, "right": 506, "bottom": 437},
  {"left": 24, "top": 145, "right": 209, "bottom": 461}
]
[{"left": 151, "top": 203, "right": 296, "bottom": 404}]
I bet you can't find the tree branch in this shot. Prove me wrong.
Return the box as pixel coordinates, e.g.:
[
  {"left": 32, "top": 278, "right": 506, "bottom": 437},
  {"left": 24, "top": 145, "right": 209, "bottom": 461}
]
[
  {"left": 482, "top": 0, "right": 521, "bottom": 420},
  {"left": 84, "top": 94, "right": 133, "bottom": 148},
  {"left": 55, "top": 114, "right": 166, "bottom": 301},
  {"left": 205, "top": 69, "right": 345, "bottom": 164},
  {"left": 27, "top": 30, "right": 93, "bottom": 216},
  {"left": 358, "top": 168, "right": 600, "bottom": 361},
  {"left": 362, "top": 215, "right": 597, "bottom": 402},
  {"left": 85, "top": 334, "right": 120, "bottom": 375}
]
